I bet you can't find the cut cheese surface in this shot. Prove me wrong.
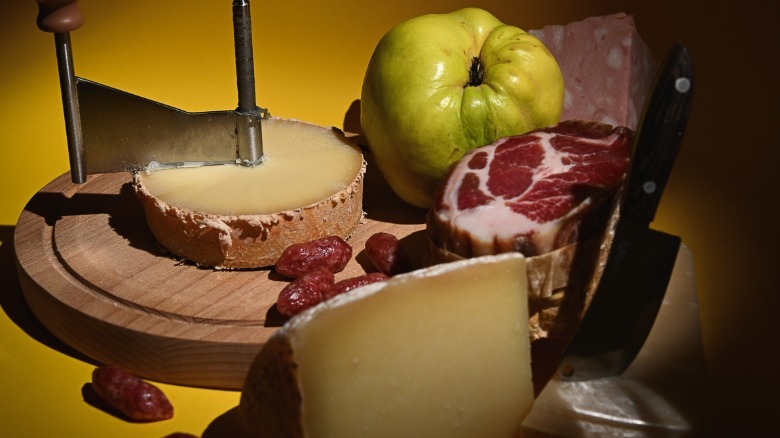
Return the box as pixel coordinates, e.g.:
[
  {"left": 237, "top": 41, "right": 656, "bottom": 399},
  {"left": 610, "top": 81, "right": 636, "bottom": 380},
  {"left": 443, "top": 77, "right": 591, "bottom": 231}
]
[
  {"left": 137, "top": 118, "right": 363, "bottom": 215},
  {"left": 240, "top": 253, "right": 534, "bottom": 438}
]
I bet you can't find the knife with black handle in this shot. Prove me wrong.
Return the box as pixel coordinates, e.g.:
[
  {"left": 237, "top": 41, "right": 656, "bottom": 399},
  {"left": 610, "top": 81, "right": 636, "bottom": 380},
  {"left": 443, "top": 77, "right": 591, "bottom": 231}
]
[{"left": 558, "top": 43, "right": 695, "bottom": 381}]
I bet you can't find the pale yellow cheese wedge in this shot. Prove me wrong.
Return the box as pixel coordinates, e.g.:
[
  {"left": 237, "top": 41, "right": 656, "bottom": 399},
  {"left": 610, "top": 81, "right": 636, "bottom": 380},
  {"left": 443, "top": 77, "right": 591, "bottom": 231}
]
[
  {"left": 133, "top": 118, "right": 365, "bottom": 268},
  {"left": 239, "top": 253, "right": 533, "bottom": 438}
]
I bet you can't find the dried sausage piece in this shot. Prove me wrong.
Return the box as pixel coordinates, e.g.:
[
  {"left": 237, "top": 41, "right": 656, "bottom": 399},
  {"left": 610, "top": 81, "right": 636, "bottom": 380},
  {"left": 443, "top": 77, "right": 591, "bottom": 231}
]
[
  {"left": 91, "top": 365, "right": 173, "bottom": 422},
  {"left": 277, "top": 268, "right": 335, "bottom": 316},
  {"left": 364, "top": 232, "right": 411, "bottom": 276},
  {"left": 327, "top": 272, "right": 389, "bottom": 298},
  {"left": 275, "top": 236, "right": 352, "bottom": 278}
]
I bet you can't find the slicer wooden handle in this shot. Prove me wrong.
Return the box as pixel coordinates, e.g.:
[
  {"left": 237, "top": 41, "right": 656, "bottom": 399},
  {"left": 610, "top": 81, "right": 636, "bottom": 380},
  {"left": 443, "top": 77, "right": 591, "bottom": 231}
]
[
  {"left": 36, "top": 0, "right": 87, "bottom": 184},
  {"left": 37, "top": 0, "right": 83, "bottom": 33}
]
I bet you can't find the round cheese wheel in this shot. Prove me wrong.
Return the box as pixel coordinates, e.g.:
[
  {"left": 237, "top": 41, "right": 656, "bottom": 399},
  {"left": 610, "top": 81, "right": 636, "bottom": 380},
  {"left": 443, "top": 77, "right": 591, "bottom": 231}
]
[{"left": 134, "top": 118, "right": 366, "bottom": 269}]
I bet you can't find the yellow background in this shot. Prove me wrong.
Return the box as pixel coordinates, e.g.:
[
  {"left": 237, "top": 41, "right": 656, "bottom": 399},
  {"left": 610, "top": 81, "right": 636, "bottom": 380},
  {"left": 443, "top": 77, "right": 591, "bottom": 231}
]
[{"left": 1, "top": 0, "right": 776, "bottom": 436}]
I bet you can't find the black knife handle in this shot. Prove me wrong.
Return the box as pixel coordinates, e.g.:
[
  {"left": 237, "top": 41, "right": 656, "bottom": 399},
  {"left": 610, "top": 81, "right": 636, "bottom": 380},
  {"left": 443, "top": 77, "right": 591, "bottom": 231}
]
[{"left": 622, "top": 43, "right": 694, "bottom": 223}]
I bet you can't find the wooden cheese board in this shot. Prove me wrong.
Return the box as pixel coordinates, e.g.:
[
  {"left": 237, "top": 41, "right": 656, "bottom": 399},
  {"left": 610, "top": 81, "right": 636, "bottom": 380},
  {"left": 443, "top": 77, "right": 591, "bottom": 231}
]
[{"left": 14, "top": 156, "right": 429, "bottom": 390}]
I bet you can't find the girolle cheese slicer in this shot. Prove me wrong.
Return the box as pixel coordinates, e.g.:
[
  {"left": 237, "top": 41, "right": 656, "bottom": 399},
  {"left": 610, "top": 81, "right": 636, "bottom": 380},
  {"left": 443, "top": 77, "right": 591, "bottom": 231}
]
[{"left": 36, "top": 0, "right": 268, "bottom": 184}]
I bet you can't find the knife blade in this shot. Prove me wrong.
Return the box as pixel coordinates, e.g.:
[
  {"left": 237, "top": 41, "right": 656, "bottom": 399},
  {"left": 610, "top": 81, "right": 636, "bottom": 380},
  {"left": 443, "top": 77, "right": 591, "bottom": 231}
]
[
  {"left": 76, "top": 78, "right": 242, "bottom": 173},
  {"left": 557, "top": 43, "right": 695, "bottom": 381},
  {"left": 38, "top": 1, "right": 267, "bottom": 180}
]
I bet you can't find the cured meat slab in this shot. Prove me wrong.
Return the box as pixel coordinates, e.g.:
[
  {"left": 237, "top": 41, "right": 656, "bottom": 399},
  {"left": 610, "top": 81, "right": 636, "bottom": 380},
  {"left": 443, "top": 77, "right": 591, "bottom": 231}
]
[
  {"left": 530, "top": 13, "right": 657, "bottom": 129},
  {"left": 428, "top": 121, "right": 632, "bottom": 339},
  {"left": 429, "top": 121, "right": 632, "bottom": 259}
]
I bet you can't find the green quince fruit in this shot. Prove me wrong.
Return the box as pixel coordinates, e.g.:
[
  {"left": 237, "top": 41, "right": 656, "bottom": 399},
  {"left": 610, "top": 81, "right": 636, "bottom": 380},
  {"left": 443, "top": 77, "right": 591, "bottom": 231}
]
[{"left": 360, "top": 8, "right": 564, "bottom": 208}]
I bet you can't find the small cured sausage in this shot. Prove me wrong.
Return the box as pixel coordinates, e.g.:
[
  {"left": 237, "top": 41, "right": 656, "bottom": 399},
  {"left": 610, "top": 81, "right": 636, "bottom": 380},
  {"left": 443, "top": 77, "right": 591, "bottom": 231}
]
[
  {"left": 91, "top": 365, "right": 173, "bottom": 422},
  {"left": 277, "top": 269, "right": 336, "bottom": 316},
  {"left": 364, "top": 232, "right": 411, "bottom": 276},
  {"left": 327, "top": 272, "right": 389, "bottom": 298},
  {"left": 275, "top": 236, "right": 352, "bottom": 278}
]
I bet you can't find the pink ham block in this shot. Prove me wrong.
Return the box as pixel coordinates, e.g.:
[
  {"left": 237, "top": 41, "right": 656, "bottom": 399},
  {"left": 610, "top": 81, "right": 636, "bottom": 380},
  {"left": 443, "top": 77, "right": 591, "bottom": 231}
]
[{"left": 530, "top": 13, "right": 657, "bottom": 130}]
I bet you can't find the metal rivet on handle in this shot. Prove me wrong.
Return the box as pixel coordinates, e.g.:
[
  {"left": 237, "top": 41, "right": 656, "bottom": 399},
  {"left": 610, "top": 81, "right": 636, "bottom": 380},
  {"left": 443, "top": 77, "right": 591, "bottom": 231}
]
[
  {"left": 643, "top": 181, "right": 657, "bottom": 194},
  {"left": 675, "top": 77, "right": 691, "bottom": 93}
]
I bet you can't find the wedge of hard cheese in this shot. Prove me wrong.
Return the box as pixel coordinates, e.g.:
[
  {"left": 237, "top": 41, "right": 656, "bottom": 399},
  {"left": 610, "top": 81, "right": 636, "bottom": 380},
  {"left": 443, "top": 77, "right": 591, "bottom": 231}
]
[
  {"left": 239, "top": 253, "right": 533, "bottom": 438},
  {"left": 134, "top": 118, "right": 365, "bottom": 269}
]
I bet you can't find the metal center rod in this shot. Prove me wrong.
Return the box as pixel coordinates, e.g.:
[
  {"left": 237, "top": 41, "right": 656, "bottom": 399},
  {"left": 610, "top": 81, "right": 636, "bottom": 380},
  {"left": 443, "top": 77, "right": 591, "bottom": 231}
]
[
  {"left": 232, "top": 0, "right": 264, "bottom": 165},
  {"left": 54, "top": 32, "right": 87, "bottom": 183}
]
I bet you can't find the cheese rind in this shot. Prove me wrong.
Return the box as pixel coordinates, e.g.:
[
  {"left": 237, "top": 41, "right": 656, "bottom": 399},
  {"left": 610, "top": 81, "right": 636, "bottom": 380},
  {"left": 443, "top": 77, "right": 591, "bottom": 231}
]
[{"left": 240, "top": 253, "right": 534, "bottom": 438}]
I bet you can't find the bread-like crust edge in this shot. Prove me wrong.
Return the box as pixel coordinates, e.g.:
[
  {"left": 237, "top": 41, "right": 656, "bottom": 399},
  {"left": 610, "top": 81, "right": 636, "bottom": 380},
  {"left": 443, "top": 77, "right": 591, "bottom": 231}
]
[
  {"left": 133, "top": 159, "right": 366, "bottom": 270},
  {"left": 239, "top": 334, "right": 304, "bottom": 438}
]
